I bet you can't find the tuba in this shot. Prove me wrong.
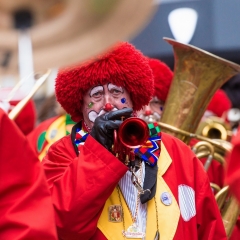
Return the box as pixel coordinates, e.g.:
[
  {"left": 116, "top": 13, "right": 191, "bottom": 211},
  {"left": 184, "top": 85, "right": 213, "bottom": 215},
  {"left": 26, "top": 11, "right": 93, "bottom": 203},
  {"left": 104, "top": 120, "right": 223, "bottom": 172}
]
[
  {"left": 159, "top": 38, "right": 240, "bottom": 145},
  {"left": 157, "top": 38, "right": 240, "bottom": 237}
]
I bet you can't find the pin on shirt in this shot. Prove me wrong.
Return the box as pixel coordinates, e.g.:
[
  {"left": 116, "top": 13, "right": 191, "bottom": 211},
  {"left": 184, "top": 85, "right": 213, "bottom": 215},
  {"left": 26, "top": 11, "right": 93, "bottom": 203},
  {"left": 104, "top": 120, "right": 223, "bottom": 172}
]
[
  {"left": 160, "top": 192, "right": 172, "bottom": 206},
  {"left": 108, "top": 205, "right": 123, "bottom": 222}
]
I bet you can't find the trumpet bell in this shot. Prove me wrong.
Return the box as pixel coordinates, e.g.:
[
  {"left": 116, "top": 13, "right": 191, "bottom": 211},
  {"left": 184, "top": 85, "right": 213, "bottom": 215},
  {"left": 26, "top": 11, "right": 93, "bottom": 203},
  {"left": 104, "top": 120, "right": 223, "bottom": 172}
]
[{"left": 118, "top": 117, "right": 149, "bottom": 149}]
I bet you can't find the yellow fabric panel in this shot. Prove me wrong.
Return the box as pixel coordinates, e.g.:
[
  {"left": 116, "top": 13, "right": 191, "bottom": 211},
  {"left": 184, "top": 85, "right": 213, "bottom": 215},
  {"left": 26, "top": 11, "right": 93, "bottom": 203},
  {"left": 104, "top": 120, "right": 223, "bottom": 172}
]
[{"left": 97, "top": 142, "right": 180, "bottom": 240}]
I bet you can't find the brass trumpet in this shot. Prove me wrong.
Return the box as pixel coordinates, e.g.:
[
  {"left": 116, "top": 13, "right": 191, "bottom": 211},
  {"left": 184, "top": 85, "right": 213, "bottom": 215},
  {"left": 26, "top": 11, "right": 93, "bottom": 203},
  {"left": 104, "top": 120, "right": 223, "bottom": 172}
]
[
  {"left": 113, "top": 117, "right": 150, "bottom": 194},
  {"left": 113, "top": 117, "right": 149, "bottom": 164}
]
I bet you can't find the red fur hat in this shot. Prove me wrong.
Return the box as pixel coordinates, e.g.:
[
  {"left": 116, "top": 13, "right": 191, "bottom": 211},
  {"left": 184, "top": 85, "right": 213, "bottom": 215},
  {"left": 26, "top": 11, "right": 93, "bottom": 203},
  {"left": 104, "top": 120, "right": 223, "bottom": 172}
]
[
  {"left": 148, "top": 58, "right": 173, "bottom": 102},
  {"left": 55, "top": 42, "right": 154, "bottom": 122},
  {"left": 207, "top": 89, "right": 232, "bottom": 117}
]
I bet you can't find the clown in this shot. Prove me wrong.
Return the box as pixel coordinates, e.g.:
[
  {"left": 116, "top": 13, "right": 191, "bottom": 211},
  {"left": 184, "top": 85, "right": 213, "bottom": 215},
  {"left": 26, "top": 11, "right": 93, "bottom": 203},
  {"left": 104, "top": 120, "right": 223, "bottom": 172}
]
[
  {"left": 42, "top": 42, "right": 226, "bottom": 240},
  {"left": 27, "top": 94, "right": 76, "bottom": 161},
  {"left": 138, "top": 58, "right": 173, "bottom": 123}
]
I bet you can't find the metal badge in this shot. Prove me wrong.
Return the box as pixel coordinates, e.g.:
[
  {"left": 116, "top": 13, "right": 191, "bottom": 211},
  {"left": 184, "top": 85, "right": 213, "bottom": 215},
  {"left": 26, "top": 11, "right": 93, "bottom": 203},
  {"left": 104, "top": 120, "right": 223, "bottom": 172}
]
[
  {"left": 122, "top": 223, "right": 145, "bottom": 238},
  {"left": 160, "top": 192, "right": 172, "bottom": 206},
  {"left": 108, "top": 205, "right": 123, "bottom": 222}
]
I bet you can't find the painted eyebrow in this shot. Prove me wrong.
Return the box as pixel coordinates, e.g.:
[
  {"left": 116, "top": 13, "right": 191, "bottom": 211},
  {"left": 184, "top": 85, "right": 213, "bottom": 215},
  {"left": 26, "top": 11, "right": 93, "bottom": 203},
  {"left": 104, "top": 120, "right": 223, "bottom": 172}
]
[
  {"left": 108, "top": 83, "right": 123, "bottom": 92},
  {"left": 89, "top": 85, "right": 104, "bottom": 97}
]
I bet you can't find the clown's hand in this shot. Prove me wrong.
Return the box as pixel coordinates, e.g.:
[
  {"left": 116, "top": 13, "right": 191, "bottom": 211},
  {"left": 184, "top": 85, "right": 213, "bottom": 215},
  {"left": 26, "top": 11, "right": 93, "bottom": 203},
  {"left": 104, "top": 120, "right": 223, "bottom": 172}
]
[
  {"left": 90, "top": 108, "right": 133, "bottom": 151},
  {"left": 0, "top": 100, "right": 11, "bottom": 113}
]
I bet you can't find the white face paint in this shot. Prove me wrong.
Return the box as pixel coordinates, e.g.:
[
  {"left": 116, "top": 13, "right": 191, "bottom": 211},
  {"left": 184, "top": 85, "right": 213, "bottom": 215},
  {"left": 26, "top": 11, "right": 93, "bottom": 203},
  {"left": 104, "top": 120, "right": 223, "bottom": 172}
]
[
  {"left": 81, "top": 83, "right": 133, "bottom": 129},
  {"left": 88, "top": 107, "right": 118, "bottom": 122},
  {"left": 89, "top": 86, "right": 104, "bottom": 97},
  {"left": 137, "top": 96, "right": 164, "bottom": 123},
  {"left": 108, "top": 83, "right": 123, "bottom": 94}
]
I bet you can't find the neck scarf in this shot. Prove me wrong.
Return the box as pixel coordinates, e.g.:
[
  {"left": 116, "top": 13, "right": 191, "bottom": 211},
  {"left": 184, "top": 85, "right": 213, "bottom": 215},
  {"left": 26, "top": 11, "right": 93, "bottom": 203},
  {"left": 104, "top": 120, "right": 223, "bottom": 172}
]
[{"left": 74, "top": 121, "right": 161, "bottom": 166}]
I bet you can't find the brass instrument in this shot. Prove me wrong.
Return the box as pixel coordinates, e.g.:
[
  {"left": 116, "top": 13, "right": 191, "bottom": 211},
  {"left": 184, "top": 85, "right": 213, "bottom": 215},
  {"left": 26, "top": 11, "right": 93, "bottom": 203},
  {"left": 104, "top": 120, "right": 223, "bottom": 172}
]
[
  {"left": 215, "top": 186, "right": 240, "bottom": 238},
  {"left": 8, "top": 69, "right": 51, "bottom": 120},
  {"left": 113, "top": 117, "right": 150, "bottom": 194},
  {"left": 159, "top": 37, "right": 240, "bottom": 145},
  {"left": 113, "top": 117, "right": 149, "bottom": 164},
  {"left": 192, "top": 141, "right": 214, "bottom": 171},
  {"left": 157, "top": 38, "right": 240, "bottom": 237},
  {"left": 210, "top": 183, "right": 221, "bottom": 194},
  {"left": 158, "top": 121, "right": 232, "bottom": 153},
  {"left": 196, "top": 116, "right": 232, "bottom": 143}
]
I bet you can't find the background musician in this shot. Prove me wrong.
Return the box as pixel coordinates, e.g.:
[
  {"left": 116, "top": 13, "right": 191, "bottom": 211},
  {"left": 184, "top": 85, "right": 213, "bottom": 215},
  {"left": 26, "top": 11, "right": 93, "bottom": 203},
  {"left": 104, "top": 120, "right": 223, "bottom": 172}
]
[{"left": 138, "top": 57, "right": 173, "bottom": 123}]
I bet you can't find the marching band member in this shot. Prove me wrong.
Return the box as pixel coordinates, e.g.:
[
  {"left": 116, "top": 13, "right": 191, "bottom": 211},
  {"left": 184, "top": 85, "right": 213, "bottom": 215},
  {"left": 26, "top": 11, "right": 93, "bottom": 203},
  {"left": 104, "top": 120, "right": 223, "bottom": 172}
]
[
  {"left": 138, "top": 58, "right": 173, "bottom": 123},
  {"left": 190, "top": 89, "right": 232, "bottom": 190},
  {"left": 0, "top": 108, "right": 57, "bottom": 239},
  {"left": 42, "top": 42, "right": 226, "bottom": 239},
  {"left": 225, "top": 128, "right": 240, "bottom": 240},
  {"left": 28, "top": 94, "right": 75, "bottom": 161},
  {"left": 202, "top": 89, "right": 232, "bottom": 122}
]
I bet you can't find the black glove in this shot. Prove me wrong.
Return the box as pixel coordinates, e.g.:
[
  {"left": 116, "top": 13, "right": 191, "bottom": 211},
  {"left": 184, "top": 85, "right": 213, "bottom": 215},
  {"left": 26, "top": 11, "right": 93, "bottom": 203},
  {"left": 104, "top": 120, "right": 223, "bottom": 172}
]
[{"left": 90, "top": 108, "right": 133, "bottom": 150}]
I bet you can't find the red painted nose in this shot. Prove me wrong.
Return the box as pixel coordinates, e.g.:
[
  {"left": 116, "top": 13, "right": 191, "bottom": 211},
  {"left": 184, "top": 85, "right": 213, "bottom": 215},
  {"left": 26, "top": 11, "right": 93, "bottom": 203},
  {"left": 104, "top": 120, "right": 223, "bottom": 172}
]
[
  {"left": 104, "top": 103, "right": 114, "bottom": 112},
  {"left": 144, "top": 107, "right": 152, "bottom": 116}
]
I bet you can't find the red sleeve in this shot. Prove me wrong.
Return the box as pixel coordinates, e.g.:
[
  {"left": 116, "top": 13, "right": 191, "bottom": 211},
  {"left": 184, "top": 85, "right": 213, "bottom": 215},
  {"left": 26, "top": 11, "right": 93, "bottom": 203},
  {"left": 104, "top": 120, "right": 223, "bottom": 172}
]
[
  {"left": 42, "top": 135, "right": 128, "bottom": 240},
  {"left": 196, "top": 172, "right": 227, "bottom": 240},
  {"left": 0, "top": 109, "right": 57, "bottom": 240}
]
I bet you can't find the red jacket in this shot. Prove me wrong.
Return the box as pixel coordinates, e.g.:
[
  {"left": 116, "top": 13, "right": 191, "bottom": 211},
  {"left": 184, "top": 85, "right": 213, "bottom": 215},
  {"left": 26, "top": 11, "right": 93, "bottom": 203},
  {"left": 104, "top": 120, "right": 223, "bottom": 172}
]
[
  {"left": 43, "top": 130, "right": 226, "bottom": 240},
  {"left": 225, "top": 129, "right": 240, "bottom": 240},
  {"left": 226, "top": 129, "right": 240, "bottom": 201},
  {"left": 0, "top": 109, "right": 57, "bottom": 239}
]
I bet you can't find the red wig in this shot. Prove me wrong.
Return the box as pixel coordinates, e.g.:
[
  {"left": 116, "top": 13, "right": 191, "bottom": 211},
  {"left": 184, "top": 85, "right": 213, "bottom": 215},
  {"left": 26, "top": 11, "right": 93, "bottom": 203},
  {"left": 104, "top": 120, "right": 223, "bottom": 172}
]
[
  {"left": 55, "top": 42, "right": 154, "bottom": 122},
  {"left": 148, "top": 58, "right": 173, "bottom": 102},
  {"left": 207, "top": 89, "right": 232, "bottom": 117}
]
